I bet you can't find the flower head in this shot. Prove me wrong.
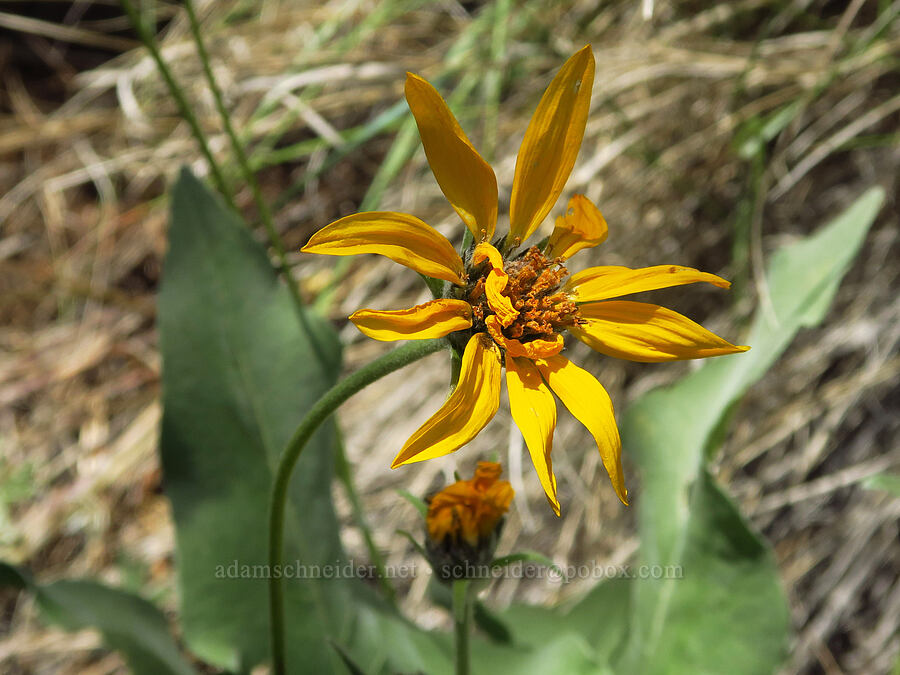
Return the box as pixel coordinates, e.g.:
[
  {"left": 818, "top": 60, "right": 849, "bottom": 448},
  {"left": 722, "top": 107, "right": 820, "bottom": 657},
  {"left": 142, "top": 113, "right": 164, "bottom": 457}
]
[
  {"left": 427, "top": 461, "right": 514, "bottom": 548},
  {"left": 303, "top": 46, "right": 749, "bottom": 515},
  {"left": 425, "top": 461, "right": 513, "bottom": 580}
]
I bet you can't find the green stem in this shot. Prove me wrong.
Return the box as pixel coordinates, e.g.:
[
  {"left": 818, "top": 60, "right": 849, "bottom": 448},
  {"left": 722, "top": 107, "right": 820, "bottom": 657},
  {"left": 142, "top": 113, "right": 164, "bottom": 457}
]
[
  {"left": 119, "top": 0, "right": 235, "bottom": 210},
  {"left": 452, "top": 579, "right": 472, "bottom": 675},
  {"left": 268, "top": 339, "right": 446, "bottom": 675}
]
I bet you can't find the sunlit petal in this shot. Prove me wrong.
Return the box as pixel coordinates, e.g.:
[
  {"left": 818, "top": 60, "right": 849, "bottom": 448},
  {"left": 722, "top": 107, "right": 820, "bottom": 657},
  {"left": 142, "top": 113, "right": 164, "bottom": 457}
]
[
  {"left": 506, "top": 354, "right": 559, "bottom": 516},
  {"left": 545, "top": 194, "right": 608, "bottom": 260},
  {"left": 534, "top": 355, "right": 627, "bottom": 505},
  {"left": 391, "top": 333, "right": 501, "bottom": 467},
  {"left": 571, "top": 301, "right": 750, "bottom": 362},
  {"left": 566, "top": 264, "right": 730, "bottom": 302},
  {"left": 509, "top": 45, "right": 595, "bottom": 244},
  {"left": 302, "top": 211, "right": 466, "bottom": 285},
  {"left": 350, "top": 299, "right": 472, "bottom": 341},
  {"left": 406, "top": 73, "right": 498, "bottom": 241}
]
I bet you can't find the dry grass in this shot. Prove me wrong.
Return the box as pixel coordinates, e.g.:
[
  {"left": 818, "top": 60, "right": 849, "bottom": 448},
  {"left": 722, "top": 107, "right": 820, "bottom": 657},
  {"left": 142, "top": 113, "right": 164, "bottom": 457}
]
[{"left": 1, "top": 0, "right": 898, "bottom": 673}]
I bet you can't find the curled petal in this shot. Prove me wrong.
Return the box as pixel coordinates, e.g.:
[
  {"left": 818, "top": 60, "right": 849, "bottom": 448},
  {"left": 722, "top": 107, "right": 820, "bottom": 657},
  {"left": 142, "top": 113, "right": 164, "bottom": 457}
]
[
  {"left": 571, "top": 301, "right": 750, "bottom": 362},
  {"left": 472, "top": 242, "right": 505, "bottom": 269},
  {"left": 302, "top": 212, "right": 465, "bottom": 285},
  {"left": 506, "top": 355, "right": 559, "bottom": 516},
  {"left": 545, "top": 194, "right": 608, "bottom": 260},
  {"left": 509, "top": 45, "right": 595, "bottom": 245},
  {"left": 566, "top": 264, "right": 731, "bottom": 302},
  {"left": 485, "top": 316, "right": 564, "bottom": 359},
  {"left": 391, "top": 333, "right": 501, "bottom": 467},
  {"left": 534, "top": 355, "right": 627, "bottom": 505},
  {"left": 473, "top": 243, "right": 518, "bottom": 327},
  {"left": 350, "top": 300, "right": 472, "bottom": 341},
  {"left": 406, "top": 73, "right": 498, "bottom": 241}
]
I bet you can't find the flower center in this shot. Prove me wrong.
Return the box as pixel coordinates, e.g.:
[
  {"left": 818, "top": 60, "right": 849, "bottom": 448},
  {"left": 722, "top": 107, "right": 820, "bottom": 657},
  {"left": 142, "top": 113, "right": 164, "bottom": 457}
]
[{"left": 463, "top": 246, "right": 580, "bottom": 354}]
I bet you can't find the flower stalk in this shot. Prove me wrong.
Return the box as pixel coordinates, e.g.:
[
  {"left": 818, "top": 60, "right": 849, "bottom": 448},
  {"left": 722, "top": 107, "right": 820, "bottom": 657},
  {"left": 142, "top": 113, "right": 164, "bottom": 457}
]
[
  {"left": 452, "top": 579, "right": 473, "bottom": 675},
  {"left": 267, "top": 338, "right": 445, "bottom": 675}
]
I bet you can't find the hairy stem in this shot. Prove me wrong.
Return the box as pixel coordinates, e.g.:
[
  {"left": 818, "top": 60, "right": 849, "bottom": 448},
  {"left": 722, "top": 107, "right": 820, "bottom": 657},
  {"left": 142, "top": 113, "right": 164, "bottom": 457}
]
[
  {"left": 452, "top": 579, "right": 472, "bottom": 675},
  {"left": 268, "top": 339, "right": 446, "bottom": 674}
]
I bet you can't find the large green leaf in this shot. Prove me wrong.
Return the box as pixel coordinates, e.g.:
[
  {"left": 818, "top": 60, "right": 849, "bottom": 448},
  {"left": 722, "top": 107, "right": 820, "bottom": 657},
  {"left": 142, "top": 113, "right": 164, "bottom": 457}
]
[
  {"left": 498, "top": 576, "right": 631, "bottom": 665},
  {"left": 614, "top": 187, "right": 885, "bottom": 673},
  {"left": 159, "top": 169, "right": 458, "bottom": 674},
  {"left": 160, "top": 168, "right": 343, "bottom": 670},
  {"left": 0, "top": 562, "right": 196, "bottom": 675},
  {"left": 472, "top": 631, "right": 610, "bottom": 675}
]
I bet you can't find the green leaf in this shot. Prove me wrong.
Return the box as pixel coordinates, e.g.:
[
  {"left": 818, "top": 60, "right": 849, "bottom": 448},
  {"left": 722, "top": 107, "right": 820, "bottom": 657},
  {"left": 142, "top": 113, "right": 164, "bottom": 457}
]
[
  {"left": 160, "top": 169, "right": 454, "bottom": 674},
  {"left": 492, "top": 551, "right": 567, "bottom": 581},
  {"left": 472, "top": 631, "right": 610, "bottom": 675},
  {"left": 329, "top": 640, "right": 369, "bottom": 675},
  {"left": 0, "top": 562, "right": 196, "bottom": 675},
  {"left": 561, "top": 576, "right": 633, "bottom": 662},
  {"left": 613, "top": 187, "right": 884, "bottom": 674},
  {"left": 622, "top": 472, "right": 788, "bottom": 674},
  {"left": 396, "top": 489, "right": 428, "bottom": 518},
  {"left": 735, "top": 101, "right": 802, "bottom": 159},
  {"left": 863, "top": 472, "right": 900, "bottom": 496},
  {"left": 496, "top": 576, "right": 631, "bottom": 666},
  {"left": 160, "top": 167, "right": 344, "bottom": 671}
]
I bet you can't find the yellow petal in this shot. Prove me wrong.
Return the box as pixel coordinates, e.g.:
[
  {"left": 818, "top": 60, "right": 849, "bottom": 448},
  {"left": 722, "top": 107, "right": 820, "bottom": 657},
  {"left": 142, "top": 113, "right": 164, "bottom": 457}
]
[
  {"left": 571, "top": 301, "right": 750, "bottom": 362},
  {"left": 472, "top": 241, "right": 504, "bottom": 269},
  {"left": 534, "top": 355, "right": 627, "bottom": 505},
  {"left": 505, "top": 354, "right": 559, "bottom": 516},
  {"left": 566, "top": 264, "right": 731, "bottom": 302},
  {"left": 302, "top": 211, "right": 466, "bottom": 286},
  {"left": 485, "top": 316, "right": 564, "bottom": 359},
  {"left": 545, "top": 194, "right": 608, "bottom": 260},
  {"left": 391, "top": 333, "right": 501, "bottom": 467},
  {"left": 405, "top": 73, "right": 498, "bottom": 241},
  {"left": 349, "top": 299, "right": 472, "bottom": 341},
  {"left": 473, "top": 243, "right": 518, "bottom": 327},
  {"left": 509, "top": 45, "right": 595, "bottom": 245}
]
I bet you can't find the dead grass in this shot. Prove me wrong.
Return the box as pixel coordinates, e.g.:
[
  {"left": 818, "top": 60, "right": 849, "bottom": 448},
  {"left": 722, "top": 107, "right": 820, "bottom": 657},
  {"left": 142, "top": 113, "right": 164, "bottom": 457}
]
[{"left": 1, "top": 0, "right": 898, "bottom": 673}]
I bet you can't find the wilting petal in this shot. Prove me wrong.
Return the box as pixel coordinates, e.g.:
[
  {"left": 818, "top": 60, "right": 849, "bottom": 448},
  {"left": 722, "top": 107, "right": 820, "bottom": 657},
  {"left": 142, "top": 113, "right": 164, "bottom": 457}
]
[
  {"left": 545, "top": 194, "right": 608, "bottom": 260},
  {"left": 302, "top": 211, "right": 466, "bottom": 285},
  {"left": 505, "top": 355, "right": 559, "bottom": 515},
  {"left": 473, "top": 243, "right": 518, "bottom": 327},
  {"left": 571, "top": 301, "right": 750, "bottom": 362},
  {"left": 406, "top": 73, "right": 498, "bottom": 241},
  {"left": 392, "top": 333, "right": 501, "bottom": 467},
  {"left": 472, "top": 241, "right": 504, "bottom": 270},
  {"left": 566, "top": 264, "right": 731, "bottom": 302},
  {"left": 485, "top": 316, "right": 564, "bottom": 359},
  {"left": 534, "top": 355, "right": 627, "bottom": 505},
  {"left": 509, "top": 45, "right": 595, "bottom": 245},
  {"left": 350, "top": 299, "right": 472, "bottom": 341}
]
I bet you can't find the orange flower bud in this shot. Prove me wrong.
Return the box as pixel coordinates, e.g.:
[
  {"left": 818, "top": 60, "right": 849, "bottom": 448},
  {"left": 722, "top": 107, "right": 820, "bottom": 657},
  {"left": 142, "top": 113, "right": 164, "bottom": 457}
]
[{"left": 424, "top": 462, "right": 513, "bottom": 581}]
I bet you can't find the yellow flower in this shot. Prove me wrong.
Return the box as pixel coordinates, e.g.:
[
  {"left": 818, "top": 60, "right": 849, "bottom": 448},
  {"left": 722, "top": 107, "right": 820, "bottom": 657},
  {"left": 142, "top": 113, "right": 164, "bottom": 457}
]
[
  {"left": 303, "top": 46, "right": 749, "bottom": 515},
  {"left": 426, "top": 461, "right": 514, "bottom": 548}
]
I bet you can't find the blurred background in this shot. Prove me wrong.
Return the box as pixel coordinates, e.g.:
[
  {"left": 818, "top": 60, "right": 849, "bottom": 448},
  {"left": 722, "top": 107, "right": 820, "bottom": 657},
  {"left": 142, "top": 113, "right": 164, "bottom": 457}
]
[{"left": 1, "top": 1, "right": 898, "bottom": 673}]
